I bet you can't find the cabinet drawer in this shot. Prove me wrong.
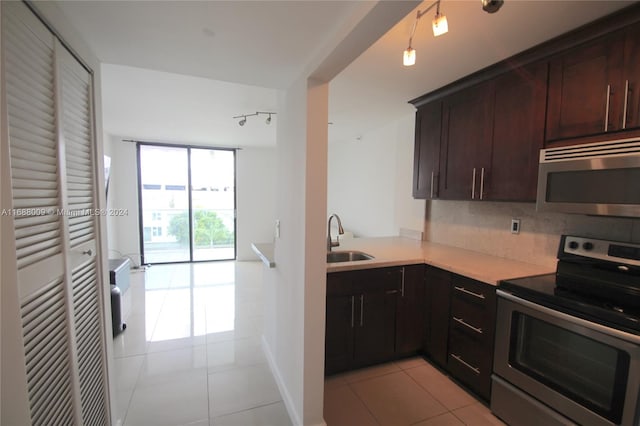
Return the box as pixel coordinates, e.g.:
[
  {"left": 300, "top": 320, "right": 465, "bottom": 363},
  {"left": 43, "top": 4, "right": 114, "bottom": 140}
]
[
  {"left": 451, "top": 275, "right": 494, "bottom": 304},
  {"left": 448, "top": 328, "right": 492, "bottom": 400},
  {"left": 450, "top": 276, "right": 496, "bottom": 327}
]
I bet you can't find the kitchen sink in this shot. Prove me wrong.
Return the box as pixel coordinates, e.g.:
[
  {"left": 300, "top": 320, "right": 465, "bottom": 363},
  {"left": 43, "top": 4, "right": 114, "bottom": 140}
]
[{"left": 326, "top": 250, "right": 374, "bottom": 263}]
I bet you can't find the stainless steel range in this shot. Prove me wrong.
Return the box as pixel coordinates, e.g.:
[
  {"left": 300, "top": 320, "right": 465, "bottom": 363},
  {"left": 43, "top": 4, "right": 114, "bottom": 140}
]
[{"left": 492, "top": 235, "right": 640, "bottom": 426}]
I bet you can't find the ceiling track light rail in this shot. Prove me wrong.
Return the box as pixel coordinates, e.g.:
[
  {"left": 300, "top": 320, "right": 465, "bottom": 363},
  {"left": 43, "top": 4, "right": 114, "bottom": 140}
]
[{"left": 233, "top": 111, "right": 276, "bottom": 126}]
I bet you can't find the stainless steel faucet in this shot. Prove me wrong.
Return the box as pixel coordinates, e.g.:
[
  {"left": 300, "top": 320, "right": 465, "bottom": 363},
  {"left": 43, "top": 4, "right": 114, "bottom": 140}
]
[{"left": 327, "top": 214, "right": 345, "bottom": 252}]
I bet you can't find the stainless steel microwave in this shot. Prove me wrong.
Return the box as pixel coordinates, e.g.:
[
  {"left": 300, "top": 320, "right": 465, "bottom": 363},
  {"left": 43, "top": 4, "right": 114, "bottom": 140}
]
[{"left": 537, "top": 138, "right": 640, "bottom": 217}]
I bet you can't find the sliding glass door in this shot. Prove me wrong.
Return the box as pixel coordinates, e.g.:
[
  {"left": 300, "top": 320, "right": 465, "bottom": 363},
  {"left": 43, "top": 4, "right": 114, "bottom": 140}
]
[{"left": 138, "top": 144, "right": 236, "bottom": 264}]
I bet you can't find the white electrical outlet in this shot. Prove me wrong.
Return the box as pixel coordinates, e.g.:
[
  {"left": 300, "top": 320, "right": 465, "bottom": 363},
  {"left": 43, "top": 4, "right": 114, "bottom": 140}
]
[
  {"left": 275, "top": 220, "right": 280, "bottom": 239},
  {"left": 511, "top": 218, "right": 521, "bottom": 234}
]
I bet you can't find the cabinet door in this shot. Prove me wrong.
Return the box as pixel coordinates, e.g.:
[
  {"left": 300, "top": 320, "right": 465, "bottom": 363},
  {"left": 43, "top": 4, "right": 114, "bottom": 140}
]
[
  {"left": 425, "top": 267, "right": 451, "bottom": 367},
  {"left": 325, "top": 293, "right": 356, "bottom": 375},
  {"left": 440, "top": 82, "right": 494, "bottom": 200},
  {"left": 325, "top": 273, "right": 355, "bottom": 375},
  {"left": 623, "top": 23, "right": 640, "bottom": 131},
  {"left": 413, "top": 102, "right": 442, "bottom": 199},
  {"left": 487, "top": 62, "right": 547, "bottom": 201},
  {"left": 353, "top": 268, "right": 400, "bottom": 368},
  {"left": 546, "top": 33, "right": 625, "bottom": 142},
  {"left": 396, "top": 264, "right": 426, "bottom": 356}
]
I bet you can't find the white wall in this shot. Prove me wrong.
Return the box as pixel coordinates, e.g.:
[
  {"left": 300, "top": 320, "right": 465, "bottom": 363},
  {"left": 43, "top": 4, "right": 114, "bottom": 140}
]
[
  {"left": 327, "top": 112, "right": 425, "bottom": 237},
  {"left": 262, "top": 77, "right": 329, "bottom": 426},
  {"left": 236, "top": 147, "right": 277, "bottom": 260},
  {"left": 426, "top": 200, "right": 640, "bottom": 268},
  {"left": 104, "top": 135, "right": 277, "bottom": 264},
  {"left": 261, "top": 3, "right": 421, "bottom": 424}
]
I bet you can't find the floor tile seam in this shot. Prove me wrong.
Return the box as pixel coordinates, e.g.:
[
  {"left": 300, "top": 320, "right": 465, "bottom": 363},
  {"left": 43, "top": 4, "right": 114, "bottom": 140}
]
[
  {"left": 206, "top": 359, "right": 268, "bottom": 375},
  {"left": 205, "top": 360, "right": 271, "bottom": 381},
  {"left": 205, "top": 344, "right": 212, "bottom": 425},
  {"left": 343, "top": 368, "right": 403, "bottom": 385},
  {"left": 401, "top": 368, "right": 457, "bottom": 415},
  {"left": 145, "top": 341, "right": 208, "bottom": 356},
  {"left": 209, "top": 396, "right": 283, "bottom": 419},
  {"left": 144, "top": 284, "right": 170, "bottom": 342},
  {"left": 209, "top": 400, "right": 285, "bottom": 422},
  {"left": 345, "top": 382, "right": 382, "bottom": 426}
]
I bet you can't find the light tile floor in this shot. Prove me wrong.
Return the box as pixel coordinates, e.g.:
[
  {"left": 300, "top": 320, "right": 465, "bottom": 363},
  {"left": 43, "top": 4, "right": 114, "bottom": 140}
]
[
  {"left": 112, "top": 261, "right": 291, "bottom": 426},
  {"left": 113, "top": 261, "right": 504, "bottom": 426},
  {"left": 324, "top": 359, "right": 506, "bottom": 426}
]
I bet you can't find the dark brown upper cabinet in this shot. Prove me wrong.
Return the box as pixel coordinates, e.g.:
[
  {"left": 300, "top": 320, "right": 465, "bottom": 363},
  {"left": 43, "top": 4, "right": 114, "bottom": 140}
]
[
  {"left": 412, "top": 102, "right": 442, "bottom": 199},
  {"left": 425, "top": 61, "right": 547, "bottom": 202},
  {"left": 488, "top": 61, "right": 548, "bottom": 201},
  {"left": 546, "top": 31, "right": 625, "bottom": 143},
  {"left": 547, "top": 21, "right": 640, "bottom": 144},
  {"left": 439, "top": 81, "right": 494, "bottom": 200}
]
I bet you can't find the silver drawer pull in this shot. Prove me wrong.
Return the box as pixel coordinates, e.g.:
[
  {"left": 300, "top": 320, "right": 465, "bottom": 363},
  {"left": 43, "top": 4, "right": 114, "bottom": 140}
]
[
  {"left": 451, "top": 354, "right": 480, "bottom": 375},
  {"left": 454, "top": 286, "right": 485, "bottom": 300},
  {"left": 453, "top": 316, "right": 483, "bottom": 334}
]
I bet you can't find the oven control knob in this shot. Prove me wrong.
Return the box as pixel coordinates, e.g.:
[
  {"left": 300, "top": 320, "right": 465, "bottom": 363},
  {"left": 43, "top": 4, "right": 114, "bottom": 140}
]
[
  {"left": 583, "top": 242, "right": 594, "bottom": 251},
  {"left": 568, "top": 241, "right": 579, "bottom": 250}
]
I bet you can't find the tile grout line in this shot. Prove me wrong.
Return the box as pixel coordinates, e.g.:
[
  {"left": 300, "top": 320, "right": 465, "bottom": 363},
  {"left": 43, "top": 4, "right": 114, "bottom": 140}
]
[{"left": 345, "top": 381, "right": 382, "bottom": 426}]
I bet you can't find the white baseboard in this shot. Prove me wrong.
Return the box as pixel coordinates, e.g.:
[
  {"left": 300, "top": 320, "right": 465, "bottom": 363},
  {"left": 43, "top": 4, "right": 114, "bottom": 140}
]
[{"left": 261, "top": 335, "right": 302, "bottom": 426}]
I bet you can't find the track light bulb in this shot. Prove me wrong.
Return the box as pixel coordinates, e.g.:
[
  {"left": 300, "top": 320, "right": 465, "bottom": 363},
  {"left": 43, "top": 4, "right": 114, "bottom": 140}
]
[
  {"left": 239, "top": 117, "right": 246, "bottom": 126},
  {"left": 266, "top": 114, "right": 272, "bottom": 124},
  {"left": 432, "top": 13, "right": 448, "bottom": 36},
  {"left": 403, "top": 47, "right": 416, "bottom": 67}
]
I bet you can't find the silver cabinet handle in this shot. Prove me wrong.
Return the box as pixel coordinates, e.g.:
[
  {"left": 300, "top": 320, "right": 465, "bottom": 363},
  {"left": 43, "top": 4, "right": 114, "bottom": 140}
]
[
  {"left": 401, "top": 267, "right": 405, "bottom": 297},
  {"left": 430, "top": 171, "right": 434, "bottom": 199},
  {"left": 359, "top": 294, "right": 364, "bottom": 327},
  {"left": 479, "top": 167, "right": 485, "bottom": 200},
  {"left": 471, "top": 168, "right": 476, "bottom": 199},
  {"left": 351, "top": 296, "right": 355, "bottom": 328},
  {"left": 454, "top": 286, "right": 486, "bottom": 300},
  {"left": 605, "top": 84, "right": 611, "bottom": 132},
  {"left": 453, "top": 316, "right": 483, "bottom": 334},
  {"left": 451, "top": 354, "right": 480, "bottom": 375},
  {"left": 623, "top": 79, "right": 630, "bottom": 129}
]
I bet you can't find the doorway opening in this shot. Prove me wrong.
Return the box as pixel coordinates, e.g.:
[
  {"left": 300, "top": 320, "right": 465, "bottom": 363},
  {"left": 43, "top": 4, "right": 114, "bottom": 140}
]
[{"left": 137, "top": 143, "right": 236, "bottom": 264}]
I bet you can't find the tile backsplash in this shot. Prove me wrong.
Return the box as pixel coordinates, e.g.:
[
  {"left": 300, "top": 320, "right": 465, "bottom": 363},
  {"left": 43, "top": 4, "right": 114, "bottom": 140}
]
[{"left": 425, "top": 200, "right": 640, "bottom": 268}]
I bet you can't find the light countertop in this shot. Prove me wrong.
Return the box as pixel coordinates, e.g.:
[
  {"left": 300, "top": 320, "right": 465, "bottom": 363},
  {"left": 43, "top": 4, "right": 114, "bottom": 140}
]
[
  {"left": 252, "top": 237, "right": 554, "bottom": 286},
  {"left": 327, "top": 237, "right": 553, "bottom": 286}
]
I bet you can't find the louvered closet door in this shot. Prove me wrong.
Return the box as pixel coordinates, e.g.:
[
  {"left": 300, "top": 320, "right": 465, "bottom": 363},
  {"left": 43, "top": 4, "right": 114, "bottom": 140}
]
[
  {"left": 4, "top": 3, "right": 77, "bottom": 425},
  {"left": 58, "top": 42, "right": 109, "bottom": 426},
  {"left": 2, "top": 2, "right": 109, "bottom": 425}
]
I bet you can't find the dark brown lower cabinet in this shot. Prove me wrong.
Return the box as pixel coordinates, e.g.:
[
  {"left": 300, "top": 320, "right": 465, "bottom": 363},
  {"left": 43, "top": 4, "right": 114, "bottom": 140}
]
[
  {"left": 396, "top": 264, "right": 426, "bottom": 356},
  {"left": 325, "top": 267, "right": 401, "bottom": 375},
  {"left": 425, "top": 266, "right": 452, "bottom": 368},
  {"left": 326, "top": 264, "right": 497, "bottom": 402},
  {"left": 446, "top": 275, "right": 497, "bottom": 401}
]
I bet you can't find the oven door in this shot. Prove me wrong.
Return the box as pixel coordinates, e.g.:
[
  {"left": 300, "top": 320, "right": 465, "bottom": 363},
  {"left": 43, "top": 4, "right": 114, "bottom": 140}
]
[{"left": 494, "top": 290, "right": 640, "bottom": 426}]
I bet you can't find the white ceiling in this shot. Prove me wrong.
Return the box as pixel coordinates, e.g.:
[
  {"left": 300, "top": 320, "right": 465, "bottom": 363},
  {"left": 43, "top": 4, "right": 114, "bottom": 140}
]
[{"left": 52, "top": 0, "right": 635, "bottom": 146}]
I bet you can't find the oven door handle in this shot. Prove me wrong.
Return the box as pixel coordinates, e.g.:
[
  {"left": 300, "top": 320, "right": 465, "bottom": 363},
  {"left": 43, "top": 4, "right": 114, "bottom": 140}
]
[{"left": 496, "top": 289, "right": 640, "bottom": 345}]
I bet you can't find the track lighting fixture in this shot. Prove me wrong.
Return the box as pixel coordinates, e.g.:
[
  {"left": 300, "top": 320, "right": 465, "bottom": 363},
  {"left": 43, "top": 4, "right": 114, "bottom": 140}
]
[
  {"left": 403, "top": 0, "right": 448, "bottom": 67},
  {"left": 482, "top": 0, "right": 504, "bottom": 14},
  {"left": 233, "top": 111, "right": 276, "bottom": 127},
  {"left": 403, "top": 0, "right": 505, "bottom": 66}
]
